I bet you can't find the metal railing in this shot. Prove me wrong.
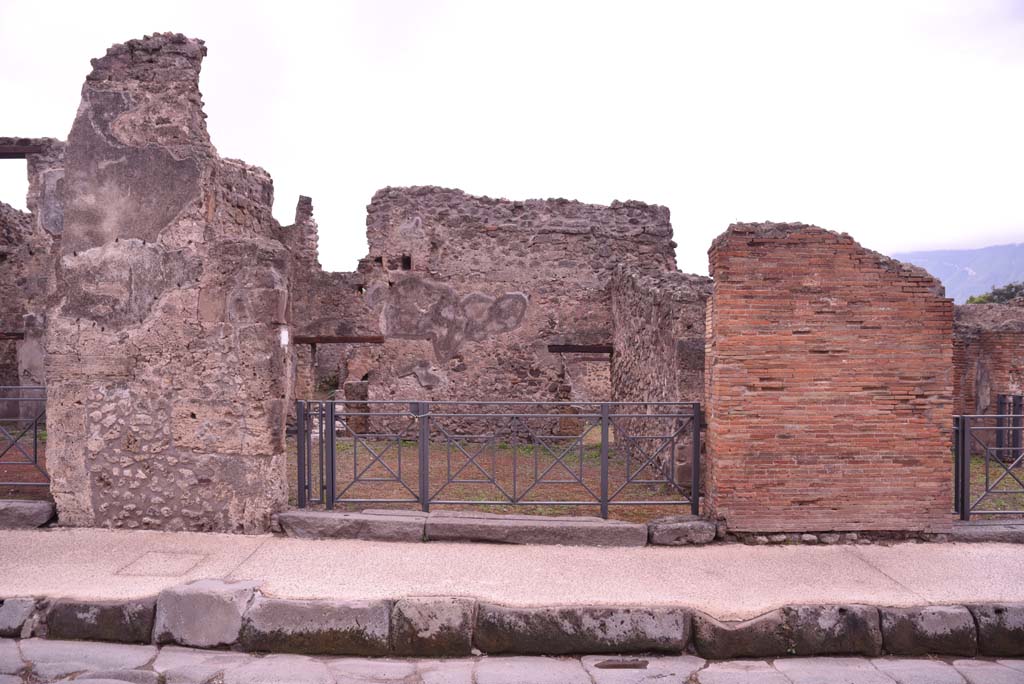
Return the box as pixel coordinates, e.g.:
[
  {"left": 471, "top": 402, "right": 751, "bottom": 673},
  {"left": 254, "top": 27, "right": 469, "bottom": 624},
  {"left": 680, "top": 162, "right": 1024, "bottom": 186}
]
[
  {"left": 295, "top": 400, "right": 700, "bottom": 518},
  {"left": 953, "top": 394, "right": 1023, "bottom": 519},
  {"left": 0, "top": 386, "right": 48, "bottom": 488}
]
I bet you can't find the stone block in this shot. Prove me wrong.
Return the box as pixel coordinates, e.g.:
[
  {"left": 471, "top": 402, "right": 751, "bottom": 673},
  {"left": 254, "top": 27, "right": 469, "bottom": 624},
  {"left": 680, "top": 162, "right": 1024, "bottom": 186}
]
[
  {"left": 46, "top": 597, "right": 156, "bottom": 644},
  {"left": 0, "top": 500, "right": 54, "bottom": 529},
  {"left": 773, "top": 657, "right": 894, "bottom": 684},
  {"left": 417, "top": 659, "right": 476, "bottom": 684},
  {"left": 153, "top": 579, "right": 258, "bottom": 648},
  {"left": 692, "top": 609, "right": 789, "bottom": 659},
  {"left": 152, "top": 645, "right": 253, "bottom": 684},
  {"left": 391, "top": 597, "right": 474, "bottom": 656},
  {"left": 0, "top": 639, "right": 22, "bottom": 675},
  {"left": 18, "top": 638, "right": 156, "bottom": 680},
  {"left": 238, "top": 596, "right": 390, "bottom": 656},
  {"left": 969, "top": 603, "right": 1024, "bottom": 656},
  {"left": 696, "top": 660, "right": 791, "bottom": 684},
  {"left": 782, "top": 605, "right": 882, "bottom": 656},
  {"left": 474, "top": 603, "right": 689, "bottom": 655},
  {"left": 872, "top": 658, "right": 969, "bottom": 684},
  {"left": 953, "top": 659, "right": 1024, "bottom": 684},
  {"left": 426, "top": 511, "right": 647, "bottom": 547},
  {"left": 581, "top": 655, "right": 705, "bottom": 683},
  {"left": 328, "top": 658, "right": 417, "bottom": 681},
  {"left": 474, "top": 656, "right": 592, "bottom": 684},
  {"left": 647, "top": 515, "right": 717, "bottom": 546},
  {"left": 223, "top": 654, "right": 335, "bottom": 684},
  {"left": 880, "top": 605, "right": 977, "bottom": 656},
  {"left": 77, "top": 671, "right": 159, "bottom": 684},
  {"left": 0, "top": 599, "right": 34, "bottom": 638},
  {"left": 277, "top": 510, "right": 425, "bottom": 542}
]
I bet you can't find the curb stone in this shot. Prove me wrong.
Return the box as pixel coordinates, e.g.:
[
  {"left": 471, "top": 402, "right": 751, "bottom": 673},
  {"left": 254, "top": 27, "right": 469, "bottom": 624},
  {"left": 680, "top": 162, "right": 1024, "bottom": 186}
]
[
  {"left": 238, "top": 596, "right": 391, "bottom": 656},
  {"left": 0, "top": 600, "right": 35, "bottom": 639},
  {"left": 391, "top": 597, "right": 475, "bottom": 657},
  {"left": 46, "top": 598, "right": 156, "bottom": 644},
  {"left": 153, "top": 579, "right": 258, "bottom": 648},
  {"left": 880, "top": 605, "right": 977, "bottom": 656},
  {"left": 782, "top": 605, "right": 883, "bottom": 657},
  {"left": 968, "top": 603, "right": 1024, "bottom": 657}
]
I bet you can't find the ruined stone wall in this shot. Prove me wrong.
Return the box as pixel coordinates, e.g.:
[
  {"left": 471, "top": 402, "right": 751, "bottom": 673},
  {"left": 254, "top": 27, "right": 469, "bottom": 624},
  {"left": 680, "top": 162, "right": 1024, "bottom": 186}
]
[
  {"left": 953, "top": 302, "right": 1024, "bottom": 415},
  {"left": 44, "top": 34, "right": 291, "bottom": 533},
  {"left": 705, "top": 223, "right": 953, "bottom": 533},
  {"left": 0, "top": 137, "right": 65, "bottom": 416},
  {"left": 355, "top": 187, "right": 676, "bottom": 406},
  {"left": 609, "top": 268, "right": 711, "bottom": 480}
]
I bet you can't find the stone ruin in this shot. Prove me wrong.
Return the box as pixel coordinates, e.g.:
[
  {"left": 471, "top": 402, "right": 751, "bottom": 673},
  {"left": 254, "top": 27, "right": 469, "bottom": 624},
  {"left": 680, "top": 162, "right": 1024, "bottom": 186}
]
[{"left": 1, "top": 32, "right": 1021, "bottom": 535}]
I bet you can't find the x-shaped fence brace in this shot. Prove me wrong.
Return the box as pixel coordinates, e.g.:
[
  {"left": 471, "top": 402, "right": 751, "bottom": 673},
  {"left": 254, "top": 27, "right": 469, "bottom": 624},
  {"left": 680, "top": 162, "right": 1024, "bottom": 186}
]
[{"left": 968, "top": 428, "right": 1024, "bottom": 512}]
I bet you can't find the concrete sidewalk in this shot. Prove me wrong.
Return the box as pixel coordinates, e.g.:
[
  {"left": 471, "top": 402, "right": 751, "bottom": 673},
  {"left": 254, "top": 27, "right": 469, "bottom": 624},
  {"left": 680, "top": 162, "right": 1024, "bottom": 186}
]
[{"left": 1, "top": 529, "right": 1023, "bottom": 619}]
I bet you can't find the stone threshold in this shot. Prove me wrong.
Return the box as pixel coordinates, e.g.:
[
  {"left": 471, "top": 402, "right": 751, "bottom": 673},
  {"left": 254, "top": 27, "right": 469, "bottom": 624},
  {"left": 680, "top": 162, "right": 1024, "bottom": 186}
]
[
  {"left": 2, "top": 581, "right": 1021, "bottom": 660},
  {"left": 275, "top": 509, "right": 716, "bottom": 547}
]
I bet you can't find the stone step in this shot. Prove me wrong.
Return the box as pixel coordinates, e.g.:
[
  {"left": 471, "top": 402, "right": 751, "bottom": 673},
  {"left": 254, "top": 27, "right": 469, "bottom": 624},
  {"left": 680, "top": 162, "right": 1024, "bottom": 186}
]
[
  {"left": 424, "top": 510, "right": 647, "bottom": 547},
  {"left": 0, "top": 500, "right": 54, "bottom": 529},
  {"left": 276, "top": 510, "right": 426, "bottom": 543}
]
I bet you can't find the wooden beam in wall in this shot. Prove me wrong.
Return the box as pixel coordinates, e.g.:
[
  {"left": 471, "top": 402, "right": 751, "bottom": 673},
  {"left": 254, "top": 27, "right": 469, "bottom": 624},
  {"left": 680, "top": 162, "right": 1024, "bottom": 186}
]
[
  {"left": 293, "top": 335, "right": 386, "bottom": 345},
  {"left": 0, "top": 332, "right": 26, "bottom": 340},
  {"left": 0, "top": 145, "right": 45, "bottom": 159},
  {"left": 547, "top": 344, "right": 614, "bottom": 355}
]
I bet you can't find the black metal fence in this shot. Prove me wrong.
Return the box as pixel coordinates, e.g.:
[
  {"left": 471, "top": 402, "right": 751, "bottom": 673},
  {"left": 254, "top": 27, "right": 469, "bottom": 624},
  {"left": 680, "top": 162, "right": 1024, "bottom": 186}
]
[
  {"left": 953, "top": 394, "right": 1023, "bottom": 519},
  {"left": 0, "top": 386, "right": 49, "bottom": 489},
  {"left": 295, "top": 400, "right": 700, "bottom": 518}
]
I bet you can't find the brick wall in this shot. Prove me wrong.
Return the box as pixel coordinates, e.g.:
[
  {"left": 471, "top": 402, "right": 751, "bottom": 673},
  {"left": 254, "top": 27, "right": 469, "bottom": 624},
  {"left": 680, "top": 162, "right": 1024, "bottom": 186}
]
[
  {"left": 706, "top": 222, "right": 954, "bottom": 532},
  {"left": 953, "top": 303, "right": 1024, "bottom": 415}
]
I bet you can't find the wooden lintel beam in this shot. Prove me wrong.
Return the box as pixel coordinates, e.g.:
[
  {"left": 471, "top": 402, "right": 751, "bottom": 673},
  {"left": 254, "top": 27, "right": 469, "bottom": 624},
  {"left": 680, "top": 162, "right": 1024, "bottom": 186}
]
[
  {"left": 548, "top": 344, "right": 614, "bottom": 355},
  {"left": 0, "top": 145, "right": 45, "bottom": 159},
  {"left": 0, "top": 332, "right": 26, "bottom": 341},
  {"left": 293, "top": 335, "right": 386, "bottom": 345}
]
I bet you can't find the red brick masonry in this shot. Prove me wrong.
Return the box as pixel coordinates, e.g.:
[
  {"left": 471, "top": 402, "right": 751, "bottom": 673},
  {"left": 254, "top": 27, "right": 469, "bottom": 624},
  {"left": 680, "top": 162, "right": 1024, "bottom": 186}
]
[{"left": 706, "top": 223, "right": 953, "bottom": 532}]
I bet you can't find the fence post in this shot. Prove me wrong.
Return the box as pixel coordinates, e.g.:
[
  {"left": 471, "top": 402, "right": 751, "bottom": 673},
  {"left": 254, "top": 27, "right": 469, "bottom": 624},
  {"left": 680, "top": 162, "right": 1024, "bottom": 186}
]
[
  {"left": 952, "top": 417, "right": 960, "bottom": 515},
  {"left": 418, "top": 401, "right": 431, "bottom": 513},
  {"left": 691, "top": 402, "right": 702, "bottom": 516},
  {"left": 1013, "top": 395, "right": 1023, "bottom": 463},
  {"left": 996, "top": 394, "right": 1006, "bottom": 458},
  {"left": 296, "top": 401, "right": 307, "bottom": 509},
  {"left": 959, "top": 415, "right": 971, "bottom": 521},
  {"left": 325, "top": 401, "right": 337, "bottom": 510},
  {"left": 599, "top": 403, "right": 609, "bottom": 519}
]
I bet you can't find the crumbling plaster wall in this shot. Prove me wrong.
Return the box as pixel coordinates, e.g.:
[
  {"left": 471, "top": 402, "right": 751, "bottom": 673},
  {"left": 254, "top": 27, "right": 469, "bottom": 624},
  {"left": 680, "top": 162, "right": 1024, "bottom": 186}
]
[
  {"left": 44, "top": 34, "right": 291, "bottom": 533},
  {"left": 953, "top": 301, "right": 1024, "bottom": 415},
  {"left": 346, "top": 187, "right": 678, "bottom": 405},
  {"left": 705, "top": 222, "right": 954, "bottom": 533}
]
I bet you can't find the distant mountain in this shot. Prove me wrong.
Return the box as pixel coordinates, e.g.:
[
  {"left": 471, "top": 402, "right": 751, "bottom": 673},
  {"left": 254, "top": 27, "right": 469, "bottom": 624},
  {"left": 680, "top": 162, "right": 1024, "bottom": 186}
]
[{"left": 892, "top": 243, "right": 1024, "bottom": 304}]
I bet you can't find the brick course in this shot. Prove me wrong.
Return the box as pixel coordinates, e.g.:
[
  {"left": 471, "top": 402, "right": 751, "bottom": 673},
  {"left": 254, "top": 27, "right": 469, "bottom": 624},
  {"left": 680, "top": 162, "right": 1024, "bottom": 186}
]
[{"left": 705, "top": 222, "right": 953, "bottom": 532}]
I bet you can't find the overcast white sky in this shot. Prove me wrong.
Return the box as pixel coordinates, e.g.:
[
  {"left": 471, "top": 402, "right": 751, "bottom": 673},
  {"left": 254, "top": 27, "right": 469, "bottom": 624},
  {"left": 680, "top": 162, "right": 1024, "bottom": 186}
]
[{"left": 1, "top": 0, "right": 1022, "bottom": 274}]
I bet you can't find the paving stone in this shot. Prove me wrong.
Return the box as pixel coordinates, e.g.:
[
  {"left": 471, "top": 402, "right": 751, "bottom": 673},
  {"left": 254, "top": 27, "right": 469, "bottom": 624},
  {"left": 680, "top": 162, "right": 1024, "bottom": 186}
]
[
  {"left": 880, "top": 606, "right": 976, "bottom": 656},
  {"left": 474, "top": 603, "right": 689, "bottom": 654},
  {"left": 0, "top": 674, "right": 19, "bottom": 684},
  {"left": 692, "top": 609, "right": 788, "bottom": 659},
  {"left": 77, "top": 669, "right": 160, "bottom": 683},
  {"left": 18, "top": 638, "right": 155, "bottom": 679},
  {"left": 0, "top": 639, "right": 22, "bottom": 675},
  {"left": 647, "top": 515, "right": 717, "bottom": 546},
  {"left": 783, "top": 605, "right": 883, "bottom": 656},
  {"left": 948, "top": 523, "right": 1024, "bottom": 544},
  {"left": 417, "top": 659, "right": 476, "bottom": 684},
  {"left": 239, "top": 596, "right": 390, "bottom": 656},
  {"left": 474, "top": 656, "right": 591, "bottom": 684},
  {"left": 223, "top": 654, "right": 335, "bottom": 684},
  {"left": 391, "top": 597, "right": 474, "bottom": 656},
  {"left": 581, "top": 654, "right": 704, "bottom": 683},
  {"left": 46, "top": 597, "right": 156, "bottom": 644},
  {"left": 0, "top": 500, "right": 54, "bottom": 529},
  {"left": 152, "top": 645, "right": 254, "bottom": 684},
  {"left": 1000, "top": 661, "right": 1024, "bottom": 674},
  {"left": 773, "top": 657, "right": 895, "bottom": 684},
  {"left": 277, "top": 511, "right": 425, "bottom": 542},
  {"left": 871, "top": 658, "right": 966, "bottom": 684},
  {"left": 968, "top": 604, "right": 1024, "bottom": 656},
  {"left": 426, "top": 511, "right": 648, "bottom": 547},
  {"left": 953, "top": 659, "right": 1024, "bottom": 684},
  {"left": 153, "top": 579, "right": 258, "bottom": 648},
  {"left": 695, "top": 660, "right": 791, "bottom": 684},
  {"left": 0, "top": 599, "right": 35, "bottom": 638},
  {"left": 328, "top": 657, "right": 417, "bottom": 682}
]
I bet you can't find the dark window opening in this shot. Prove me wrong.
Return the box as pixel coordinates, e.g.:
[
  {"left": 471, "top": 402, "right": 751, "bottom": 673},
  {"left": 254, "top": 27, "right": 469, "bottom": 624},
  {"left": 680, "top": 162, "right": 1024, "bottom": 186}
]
[
  {"left": 401, "top": 255, "right": 412, "bottom": 270},
  {"left": 373, "top": 256, "right": 383, "bottom": 265},
  {"left": 548, "top": 344, "right": 614, "bottom": 355}
]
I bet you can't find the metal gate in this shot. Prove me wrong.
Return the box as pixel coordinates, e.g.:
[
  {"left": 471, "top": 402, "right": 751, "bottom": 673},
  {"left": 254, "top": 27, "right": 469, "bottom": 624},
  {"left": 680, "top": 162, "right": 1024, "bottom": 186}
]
[
  {"left": 295, "top": 400, "right": 700, "bottom": 518},
  {"left": 0, "top": 386, "right": 49, "bottom": 491},
  {"left": 953, "top": 394, "right": 1023, "bottom": 519}
]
